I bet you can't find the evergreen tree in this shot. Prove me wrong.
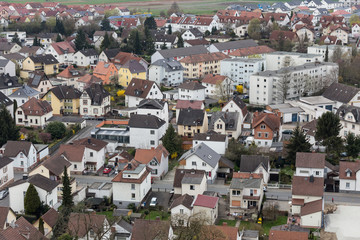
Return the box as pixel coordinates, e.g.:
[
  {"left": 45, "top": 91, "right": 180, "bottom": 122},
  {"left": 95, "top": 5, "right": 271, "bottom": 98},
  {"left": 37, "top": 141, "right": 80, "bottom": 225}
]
[
  {"left": 325, "top": 46, "right": 329, "bottom": 62},
  {"left": 161, "top": 42, "right": 167, "bottom": 50},
  {"left": 345, "top": 133, "right": 360, "bottom": 159},
  {"left": 13, "top": 99, "right": 17, "bottom": 119},
  {"left": 211, "top": 26, "right": 217, "bottom": 35},
  {"left": 55, "top": 19, "right": 65, "bottom": 35},
  {"left": 144, "top": 16, "right": 157, "bottom": 30},
  {"left": 177, "top": 34, "right": 184, "bottom": 48},
  {"left": 75, "top": 29, "right": 86, "bottom": 50},
  {"left": 11, "top": 33, "right": 21, "bottom": 45},
  {"left": 62, "top": 166, "right": 73, "bottom": 208},
  {"left": 46, "top": 121, "right": 66, "bottom": 139},
  {"left": 167, "top": 25, "right": 172, "bottom": 35},
  {"left": 101, "top": 17, "right": 111, "bottom": 31},
  {"left": 51, "top": 206, "right": 71, "bottom": 239},
  {"left": 39, "top": 218, "right": 45, "bottom": 235},
  {"left": 24, "top": 184, "right": 41, "bottom": 216},
  {"left": 162, "top": 125, "right": 182, "bottom": 156},
  {"left": 56, "top": 34, "right": 62, "bottom": 42},
  {"left": 100, "top": 32, "right": 111, "bottom": 51},
  {"left": 0, "top": 105, "right": 19, "bottom": 146},
  {"left": 33, "top": 36, "right": 40, "bottom": 46},
  {"left": 133, "top": 30, "right": 142, "bottom": 54},
  {"left": 285, "top": 126, "right": 311, "bottom": 166},
  {"left": 145, "top": 36, "right": 156, "bottom": 55}
]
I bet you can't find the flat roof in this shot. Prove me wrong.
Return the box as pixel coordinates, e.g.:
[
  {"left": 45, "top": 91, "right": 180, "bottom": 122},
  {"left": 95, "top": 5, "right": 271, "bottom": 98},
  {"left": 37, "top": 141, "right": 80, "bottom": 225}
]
[{"left": 300, "top": 96, "right": 334, "bottom": 105}]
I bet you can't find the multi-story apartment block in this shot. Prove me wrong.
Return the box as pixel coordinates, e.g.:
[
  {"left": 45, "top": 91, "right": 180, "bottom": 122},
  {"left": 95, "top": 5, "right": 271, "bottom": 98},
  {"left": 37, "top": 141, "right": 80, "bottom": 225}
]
[
  {"left": 307, "top": 45, "right": 352, "bottom": 61},
  {"left": 265, "top": 52, "right": 323, "bottom": 71}
]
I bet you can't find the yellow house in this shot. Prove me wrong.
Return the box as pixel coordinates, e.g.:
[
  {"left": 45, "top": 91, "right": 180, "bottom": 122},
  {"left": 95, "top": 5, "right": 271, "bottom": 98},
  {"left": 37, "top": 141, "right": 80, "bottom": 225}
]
[
  {"left": 33, "top": 208, "right": 58, "bottom": 237},
  {"left": 29, "top": 154, "right": 77, "bottom": 197},
  {"left": 177, "top": 109, "right": 208, "bottom": 137},
  {"left": 21, "top": 54, "right": 59, "bottom": 78},
  {"left": 118, "top": 59, "right": 147, "bottom": 87},
  {"left": 0, "top": 207, "right": 16, "bottom": 229},
  {"left": 42, "top": 85, "right": 82, "bottom": 115}
]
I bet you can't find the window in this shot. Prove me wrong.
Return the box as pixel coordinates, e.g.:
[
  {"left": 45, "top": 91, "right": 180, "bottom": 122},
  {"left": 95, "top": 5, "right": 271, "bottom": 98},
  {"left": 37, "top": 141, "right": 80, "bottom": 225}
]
[
  {"left": 257, "top": 133, "right": 261, "bottom": 138},
  {"left": 131, "top": 193, "right": 136, "bottom": 199},
  {"left": 150, "top": 130, "right": 155, "bottom": 135},
  {"left": 90, "top": 152, "right": 93, "bottom": 157},
  {"left": 264, "top": 133, "right": 269, "bottom": 138},
  {"left": 232, "top": 190, "right": 240, "bottom": 196},
  {"left": 192, "top": 161, "right": 196, "bottom": 166},
  {"left": 150, "top": 140, "right": 155, "bottom": 145},
  {"left": 202, "top": 162, "right": 206, "bottom": 166},
  {"left": 20, "top": 161, "right": 24, "bottom": 166},
  {"left": 260, "top": 124, "right": 266, "bottom": 129},
  {"left": 131, "top": 184, "right": 135, "bottom": 190},
  {"left": 346, "top": 182, "right": 350, "bottom": 188},
  {"left": 315, "top": 171, "right": 320, "bottom": 176},
  {"left": 190, "top": 185, "right": 195, "bottom": 190},
  {"left": 180, "top": 209, "right": 184, "bottom": 214},
  {"left": 74, "top": 164, "right": 77, "bottom": 169}
]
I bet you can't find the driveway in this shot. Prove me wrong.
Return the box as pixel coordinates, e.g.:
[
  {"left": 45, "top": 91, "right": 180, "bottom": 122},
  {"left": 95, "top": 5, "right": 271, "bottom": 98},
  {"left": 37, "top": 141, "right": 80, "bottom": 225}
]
[
  {"left": 146, "top": 192, "right": 172, "bottom": 210},
  {"left": 0, "top": 194, "right": 9, "bottom": 207}
]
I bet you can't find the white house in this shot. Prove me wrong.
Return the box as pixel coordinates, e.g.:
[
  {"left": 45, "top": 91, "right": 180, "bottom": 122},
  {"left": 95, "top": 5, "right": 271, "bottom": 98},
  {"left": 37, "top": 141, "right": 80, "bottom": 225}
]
[
  {"left": 148, "top": 58, "right": 184, "bottom": 87},
  {"left": 179, "top": 143, "right": 220, "bottom": 183},
  {"left": 9, "top": 85, "right": 40, "bottom": 107},
  {"left": 80, "top": 84, "right": 110, "bottom": 117},
  {"left": 209, "top": 111, "right": 242, "bottom": 139},
  {"left": 193, "top": 132, "right": 228, "bottom": 155},
  {"left": 1, "top": 141, "right": 37, "bottom": 172},
  {"left": 124, "top": 78, "right": 163, "bottom": 107},
  {"left": 112, "top": 160, "right": 151, "bottom": 207},
  {"left": 337, "top": 104, "right": 360, "bottom": 138},
  {"left": 339, "top": 161, "right": 360, "bottom": 192},
  {"left": 57, "top": 138, "right": 108, "bottom": 174},
  {"left": 352, "top": 23, "right": 360, "bottom": 37},
  {"left": 201, "top": 74, "right": 232, "bottom": 98},
  {"left": 192, "top": 194, "right": 219, "bottom": 225},
  {"left": 8, "top": 174, "right": 58, "bottom": 213},
  {"left": 45, "top": 41, "right": 75, "bottom": 65},
  {"left": 15, "top": 98, "right": 53, "bottom": 129},
  {"left": 207, "top": 39, "right": 258, "bottom": 54},
  {"left": 0, "top": 156, "right": 13, "bottom": 189},
  {"left": 128, "top": 114, "right": 167, "bottom": 149},
  {"left": 0, "top": 58, "right": 16, "bottom": 77},
  {"left": 222, "top": 95, "right": 249, "bottom": 127},
  {"left": 265, "top": 51, "right": 323, "bottom": 71},
  {"left": 240, "top": 155, "right": 270, "bottom": 184},
  {"left": 178, "top": 81, "right": 206, "bottom": 101},
  {"left": 136, "top": 99, "right": 169, "bottom": 129},
  {"left": 307, "top": 45, "right": 352, "bottom": 61},
  {"left": 173, "top": 169, "right": 207, "bottom": 196},
  {"left": 0, "top": 91, "right": 13, "bottom": 117},
  {"left": 295, "top": 152, "right": 325, "bottom": 178},
  {"left": 0, "top": 74, "right": 21, "bottom": 97},
  {"left": 181, "top": 28, "right": 203, "bottom": 41},
  {"left": 170, "top": 194, "right": 194, "bottom": 227},
  {"left": 73, "top": 49, "right": 98, "bottom": 67},
  {"left": 134, "top": 145, "right": 169, "bottom": 180}
]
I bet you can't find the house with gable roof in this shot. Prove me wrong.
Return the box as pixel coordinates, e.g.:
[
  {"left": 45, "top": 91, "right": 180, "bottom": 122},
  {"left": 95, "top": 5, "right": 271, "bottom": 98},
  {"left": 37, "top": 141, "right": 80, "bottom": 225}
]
[
  {"left": 134, "top": 144, "right": 169, "bottom": 180},
  {"left": 45, "top": 41, "right": 76, "bottom": 65},
  {"left": 76, "top": 74, "right": 103, "bottom": 92},
  {"left": 181, "top": 28, "right": 203, "bottom": 41},
  {"left": 118, "top": 60, "right": 147, "bottom": 87},
  {"left": 0, "top": 91, "right": 13, "bottom": 116},
  {"left": 295, "top": 152, "right": 326, "bottom": 178},
  {"left": 99, "top": 48, "right": 121, "bottom": 62},
  {"left": 33, "top": 208, "right": 58, "bottom": 237},
  {"left": 0, "top": 58, "right": 15, "bottom": 77},
  {"left": 323, "top": 82, "right": 360, "bottom": 108},
  {"left": 0, "top": 156, "right": 14, "bottom": 189},
  {"left": 131, "top": 219, "right": 174, "bottom": 240},
  {"left": 269, "top": 224, "right": 310, "bottom": 240},
  {"left": 175, "top": 100, "right": 204, "bottom": 122},
  {"left": 148, "top": 58, "right": 184, "bottom": 87},
  {"left": 240, "top": 155, "right": 270, "bottom": 184},
  {"left": 192, "top": 194, "right": 219, "bottom": 225},
  {"left": 21, "top": 54, "right": 59, "bottom": 78},
  {"left": 0, "top": 216, "right": 47, "bottom": 239},
  {"left": 80, "top": 83, "right": 110, "bottom": 117},
  {"left": 177, "top": 108, "right": 208, "bottom": 137},
  {"left": 67, "top": 213, "right": 110, "bottom": 240},
  {"left": 73, "top": 48, "right": 98, "bottom": 67},
  {"left": 173, "top": 169, "right": 207, "bottom": 196},
  {"left": 136, "top": 99, "right": 169, "bottom": 128},
  {"left": 179, "top": 143, "right": 220, "bottom": 182},
  {"left": 56, "top": 65, "right": 84, "bottom": 87},
  {"left": 337, "top": 104, "right": 360, "bottom": 137},
  {"left": 9, "top": 85, "right": 39, "bottom": 107},
  {"left": 208, "top": 39, "right": 258, "bottom": 54},
  {"left": 339, "top": 160, "right": 360, "bottom": 192},
  {"left": 209, "top": 111, "right": 242, "bottom": 139},
  {"left": 0, "top": 206, "right": 16, "bottom": 230},
  {"left": 249, "top": 112, "right": 281, "bottom": 147},
  {"left": 0, "top": 141, "right": 37, "bottom": 172},
  {"left": 15, "top": 98, "right": 53, "bottom": 128},
  {"left": 201, "top": 74, "right": 232, "bottom": 99},
  {"left": 27, "top": 71, "right": 53, "bottom": 96},
  {"left": 222, "top": 95, "right": 248, "bottom": 123},
  {"left": 170, "top": 194, "right": 194, "bottom": 226},
  {"left": 93, "top": 61, "right": 118, "bottom": 85},
  {"left": 124, "top": 78, "right": 163, "bottom": 107},
  {"left": 178, "top": 81, "right": 206, "bottom": 101},
  {"left": 193, "top": 132, "right": 228, "bottom": 155}
]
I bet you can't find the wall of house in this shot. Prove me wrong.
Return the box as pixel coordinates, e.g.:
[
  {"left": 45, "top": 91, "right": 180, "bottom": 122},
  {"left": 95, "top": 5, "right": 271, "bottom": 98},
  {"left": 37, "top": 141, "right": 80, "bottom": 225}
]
[
  {"left": 148, "top": 155, "right": 169, "bottom": 179},
  {"left": 0, "top": 161, "right": 13, "bottom": 189},
  {"left": 253, "top": 123, "right": 275, "bottom": 147},
  {"left": 254, "top": 165, "right": 270, "bottom": 184},
  {"left": 178, "top": 88, "right": 205, "bottom": 101},
  {"left": 181, "top": 176, "right": 207, "bottom": 196},
  {"left": 29, "top": 165, "right": 50, "bottom": 178},
  {"left": 182, "top": 154, "right": 218, "bottom": 182},
  {"left": 119, "top": 68, "right": 146, "bottom": 87},
  {"left": 84, "top": 147, "right": 106, "bottom": 172},
  {"left": 292, "top": 195, "right": 322, "bottom": 204},
  {"left": 10, "top": 145, "right": 37, "bottom": 172},
  {"left": 339, "top": 179, "right": 356, "bottom": 191},
  {"left": 136, "top": 104, "right": 169, "bottom": 129},
  {"left": 149, "top": 65, "right": 183, "bottom": 87},
  {"left": 171, "top": 205, "right": 192, "bottom": 227},
  {"left": 296, "top": 167, "right": 324, "bottom": 178},
  {"left": 130, "top": 125, "right": 166, "bottom": 149},
  {"left": 192, "top": 140, "right": 227, "bottom": 155},
  {"left": 301, "top": 211, "right": 322, "bottom": 228},
  {"left": 192, "top": 204, "right": 218, "bottom": 225}
]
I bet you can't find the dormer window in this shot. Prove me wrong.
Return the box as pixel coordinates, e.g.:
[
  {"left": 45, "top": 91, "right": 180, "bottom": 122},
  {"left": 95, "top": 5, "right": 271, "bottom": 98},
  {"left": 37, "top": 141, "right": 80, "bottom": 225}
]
[
  {"left": 260, "top": 124, "right": 266, "bottom": 129},
  {"left": 346, "top": 169, "right": 351, "bottom": 177}
]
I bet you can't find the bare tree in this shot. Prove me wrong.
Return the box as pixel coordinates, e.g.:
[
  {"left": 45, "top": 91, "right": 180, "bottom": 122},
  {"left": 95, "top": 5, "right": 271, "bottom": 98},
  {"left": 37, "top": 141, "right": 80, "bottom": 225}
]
[
  {"left": 215, "top": 77, "right": 233, "bottom": 102},
  {"left": 276, "top": 71, "right": 291, "bottom": 103},
  {"left": 172, "top": 212, "right": 212, "bottom": 240}
]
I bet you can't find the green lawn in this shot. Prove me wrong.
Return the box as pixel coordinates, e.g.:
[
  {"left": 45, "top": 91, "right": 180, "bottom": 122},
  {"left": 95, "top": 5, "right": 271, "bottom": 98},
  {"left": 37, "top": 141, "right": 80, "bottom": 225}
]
[
  {"left": 139, "top": 210, "right": 170, "bottom": 220},
  {"left": 97, "top": 211, "right": 116, "bottom": 221},
  {"left": 238, "top": 216, "right": 288, "bottom": 236},
  {"left": 217, "top": 219, "right": 237, "bottom": 227}
]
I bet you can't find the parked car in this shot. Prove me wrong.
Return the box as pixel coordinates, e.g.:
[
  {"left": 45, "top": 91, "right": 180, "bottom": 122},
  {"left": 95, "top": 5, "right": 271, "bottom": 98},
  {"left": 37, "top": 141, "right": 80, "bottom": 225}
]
[
  {"left": 103, "top": 167, "right": 112, "bottom": 174},
  {"left": 149, "top": 197, "right": 158, "bottom": 207},
  {"left": 0, "top": 188, "right": 9, "bottom": 200}
]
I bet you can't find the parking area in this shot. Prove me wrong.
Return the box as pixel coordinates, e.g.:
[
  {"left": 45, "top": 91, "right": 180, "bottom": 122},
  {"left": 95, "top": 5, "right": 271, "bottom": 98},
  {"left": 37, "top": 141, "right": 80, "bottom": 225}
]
[
  {"left": 145, "top": 192, "right": 172, "bottom": 210},
  {"left": 0, "top": 195, "right": 9, "bottom": 207}
]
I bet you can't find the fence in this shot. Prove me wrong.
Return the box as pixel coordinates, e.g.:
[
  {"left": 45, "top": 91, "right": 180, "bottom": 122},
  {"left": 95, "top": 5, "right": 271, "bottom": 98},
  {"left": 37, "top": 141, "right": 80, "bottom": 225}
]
[{"left": 267, "top": 183, "right": 292, "bottom": 189}]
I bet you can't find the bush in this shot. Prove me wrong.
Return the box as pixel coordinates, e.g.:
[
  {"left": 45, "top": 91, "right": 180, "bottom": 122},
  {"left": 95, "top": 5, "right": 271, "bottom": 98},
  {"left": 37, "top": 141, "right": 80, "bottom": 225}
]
[
  {"left": 46, "top": 122, "right": 66, "bottom": 139},
  {"left": 128, "top": 203, "right": 136, "bottom": 212}
]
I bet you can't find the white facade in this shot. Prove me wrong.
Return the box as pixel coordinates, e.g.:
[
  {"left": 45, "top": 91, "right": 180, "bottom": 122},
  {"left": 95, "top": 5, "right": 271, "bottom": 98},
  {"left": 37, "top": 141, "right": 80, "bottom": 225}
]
[
  {"left": 202, "top": 77, "right": 233, "bottom": 98},
  {"left": 80, "top": 93, "right": 110, "bottom": 117},
  {"left": 136, "top": 102, "right": 169, "bottom": 129},
  {"left": 182, "top": 29, "right": 202, "bottom": 40},
  {"left": 265, "top": 52, "right": 323, "bottom": 71},
  {"left": 178, "top": 88, "right": 205, "bottom": 101},
  {"left": 0, "top": 58, "right": 16, "bottom": 77},
  {"left": 182, "top": 175, "right": 207, "bottom": 197},
  {"left": 148, "top": 62, "right": 184, "bottom": 87},
  {"left": 296, "top": 167, "right": 325, "bottom": 178},
  {"left": 125, "top": 84, "right": 163, "bottom": 108},
  {"left": 129, "top": 124, "right": 167, "bottom": 149},
  {"left": 192, "top": 203, "right": 218, "bottom": 225},
  {"left": 73, "top": 51, "right": 98, "bottom": 67},
  {"left": 0, "top": 160, "right": 13, "bottom": 189},
  {"left": 4, "top": 144, "right": 37, "bottom": 172},
  {"left": 15, "top": 107, "right": 53, "bottom": 129},
  {"left": 45, "top": 45, "right": 74, "bottom": 65},
  {"left": 192, "top": 139, "right": 228, "bottom": 155},
  {"left": 1, "top": 31, "right": 26, "bottom": 42},
  {"left": 180, "top": 154, "right": 219, "bottom": 182},
  {"left": 307, "top": 45, "right": 352, "bottom": 61},
  {"left": 171, "top": 204, "right": 193, "bottom": 227},
  {"left": 220, "top": 58, "right": 264, "bottom": 88}
]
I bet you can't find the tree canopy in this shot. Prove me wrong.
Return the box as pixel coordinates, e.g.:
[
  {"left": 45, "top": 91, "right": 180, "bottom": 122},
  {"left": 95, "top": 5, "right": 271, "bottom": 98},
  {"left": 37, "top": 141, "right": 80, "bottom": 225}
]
[
  {"left": 162, "top": 125, "right": 182, "bottom": 157},
  {"left": 24, "top": 184, "right": 41, "bottom": 216},
  {"left": 0, "top": 105, "right": 19, "bottom": 146},
  {"left": 144, "top": 16, "right": 157, "bottom": 30},
  {"left": 46, "top": 121, "right": 66, "bottom": 139},
  {"left": 286, "top": 126, "right": 311, "bottom": 166}
]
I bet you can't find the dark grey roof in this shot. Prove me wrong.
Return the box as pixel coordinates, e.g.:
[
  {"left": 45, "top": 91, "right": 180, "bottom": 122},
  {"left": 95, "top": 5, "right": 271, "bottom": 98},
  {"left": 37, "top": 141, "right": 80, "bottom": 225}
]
[
  {"left": 170, "top": 194, "right": 194, "bottom": 210},
  {"left": 47, "top": 115, "right": 85, "bottom": 123},
  {"left": 187, "top": 28, "right": 203, "bottom": 38},
  {"left": 193, "top": 132, "right": 226, "bottom": 142},
  {"left": 28, "top": 71, "right": 49, "bottom": 88},
  {"left": 0, "top": 59, "right": 10, "bottom": 68},
  {"left": 0, "top": 156, "right": 12, "bottom": 169},
  {"left": 181, "top": 173, "right": 204, "bottom": 184},
  {"left": 211, "top": 39, "right": 257, "bottom": 51},
  {"left": 337, "top": 104, "right": 360, "bottom": 123},
  {"left": 9, "top": 174, "right": 59, "bottom": 192},
  {"left": 151, "top": 58, "right": 183, "bottom": 72},
  {"left": 128, "top": 114, "right": 166, "bottom": 129},
  {"left": 0, "top": 74, "right": 20, "bottom": 90},
  {"left": 220, "top": 157, "right": 235, "bottom": 169},
  {"left": 2, "top": 53, "right": 25, "bottom": 61},
  {"left": 102, "top": 48, "right": 121, "bottom": 59},
  {"left": 9, "top": 85, "right": 39, "bottom": 98},
  {"left": 29, "top": 54, "right": 59, "bottom": 64},
  {"left": 230, "top": 178, "right": 262, "bottom": 189},
  {"left": 0, "top": 91, "right": 12, "bottom": 107},
  {"left": 323, "top": 83, "right": 360, "bottom": 104},
  {"left": 157, "top": 45, "right": 209, "bottom": 59},
  {"left": 116, "top": 219, "right": 133, "bottom": 233},
  {"left": 178, "top": 81, "right": 206, "bottom": 90},
  {"left": 209, "top": 112, "right": 239, "bottom": 131},
  {"left": 79, "top": 48, "right": 98, "bottom": 57},
  {"left": 173, "top": 169, "right": 206, "bottom": 188},
  {"left": 138, "top": 99, "right": 165, "bottom": 110},
  {"left": 122, "top": 60, "right": 145, "bottom": 74},
  {"left": 48, "top": 85, "right": 82, "bottom": 100},
  {"left": 179, "top": 143, "right": 221, "bottom": 168},
  {"left": 240, "top": 155, "right": 270, "bottom": 172},
  {"left": 177, "top": 109, "right": 205, "bottom": 126},
  {"left": 0, "top": 42, "right": 18, "bottom": 51},
  {"left": 84, "top": 83, "right": 110, "bottom": 106}
]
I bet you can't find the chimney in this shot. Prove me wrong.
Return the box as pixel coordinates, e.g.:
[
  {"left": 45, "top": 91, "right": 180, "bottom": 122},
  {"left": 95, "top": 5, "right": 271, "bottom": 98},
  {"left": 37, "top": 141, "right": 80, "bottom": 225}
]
[{"left": 127, "top": 163, "right": 132, "bottom": 170}]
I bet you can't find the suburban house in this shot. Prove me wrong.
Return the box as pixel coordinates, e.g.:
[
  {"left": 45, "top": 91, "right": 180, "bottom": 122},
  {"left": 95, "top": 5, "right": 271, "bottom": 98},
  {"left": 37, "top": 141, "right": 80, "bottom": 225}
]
[
  {"left": 56, "top": 65, "right": 84, "bottom": 87},
  {"left": 181, "top": 28, "right": 203, "bottom": 41},
  {"left": 128, "top": 114, "right": 167, "bottom": 149},
  {"left": 201, "top": 74, "right": 232, "bottom": 98},
  {"left": 21, "top": 54, "right": 59, "bottom": 78},
  {"left": 0, "top": 58, "right": 16, "bottom": 76},
  {"left": 33, "top": 208, "right": 58, "bottom": 237},
  {"left": 93, "top": 61, "right": 118, "bottom": 84},
  {"left": 15, "top": 98, "right": 53, "bottom": 128},
  {"left": 173, "top": 169, "right": 207, "bottom": 197},
  {"left": 45, "top": 41, "right": 76, "bottom": 65},
  {"left": 148, "top": 58, "right": 184, "bottom": 86},
  {"left": 134, "top": 144, "right": 169, "bottom": 180},
  {"left": 42, "top": 85, "right": 82, "bottom": 115},
  {"left": 337, "top": 104, "right": 360, "bottom": 138},
  {"left": 8, "top": 174, "right": 58, "bottom": 213},
  {"left": 108, "top": 151, "right": 133, "bottom": 168},
  {"left": 93, "top": 31, "right": 118, "bottom": 49},
  {"left": 322, "top": 82, "right": 360, "bottom": 108},
  {"left": 98, "top": 48, "right": 121, "bottom": 62},
  {"left": 79, "top": 83, "right": 110, "bottom": 117},
  {"left": 179, "top": 143, "right": 220, "bottom": 183},
  {"left": 27, "top": 71, "right": 53, "bottom": 96},
  {"left": 209, "top": 111, "right": 242, "bottom": 139},
  {"left": 250, "top": 112, "right": 281, "bottom": 147},
  {"left": 57, "top": 138, "right": 108, "bottom": 174},
  {"left": 222, "top": 96, "right": 248, "bottom": 125},
  {"left": 240, "top": 155, "right": 270, "bottom": 184},
  {"left": 0, "top": 141, "right": 37, "bottom": 172},
  {"left": 339, "top": 161, "right": 360, "bottom": 192},
  {"left": 76, "top": 74, "right": 103, "bottom": 92},
  {"left": 170, "top": 194, "right": 194, "bottom": 227},
  {"left": 118, "top": 60, "right": 147, "bottom": 87},
  {"left": 0, "top": 74, "right": 21, "bottom": 96},
  {"left": 131, "top": 219, "right": 174, "bottom": 240},
  {"left": 0, "top": 156, "right": 14, "bottom": 189},
  {"left": 111, "top": 219, "right": 133, "bottom": 240},
  {"left": 112, "top": 160, "right": 152, "bottom": 207},
  {"left": 29, "top": 154, "right": 76, "bottom": 197},
  {"left": 295, "top": 152, "right": 325, "bottom": 178},
  {"left": 0, "top": 206, "right": 16, "bottom": 230},
  {"left": 67, "top": 213, "right": 110, "bottom": 240},
  {"left": 175, "top": 100, "right": 204, "bottom": 122},
  {"left": 0, "top": 42, "right": 21, "bottom": 55},
  {"left": 178, "top": 81, "right": 206, "bottom": 101},
  {"left": 192, "top": 194, "right": 219, "bottom": 225},
  {"left": 0, "top": 217, "right": 47, "bottom": 239},
  {"left": 124, "top": 78, "right": 163, "bottom": 107},
  {"left": 9, "top": 85, "right": 40, "bottom": 107},
  {"left": 177, "top": 109, "right": 208, "bottom": 137},
  {"left": 229, "top": 172, "right": 264, "bottom": 214},
  {"left": 136, "top": 99, "right": 169, "bottom": 128},
  {"left": 73, "top": 48, "right": 98, "bottom": 67},
  {"left": 193, "top": 132, "right": 228, "bottom": 155},
  {"left": 269, "top": 225, "right": 310, "bottom": 240}
]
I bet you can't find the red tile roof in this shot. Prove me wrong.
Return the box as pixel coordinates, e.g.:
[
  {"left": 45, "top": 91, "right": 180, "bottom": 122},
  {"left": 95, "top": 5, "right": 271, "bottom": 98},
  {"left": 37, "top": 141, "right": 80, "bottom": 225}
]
[
  {"left": 229, "top": 45, "right": 275, "bottom": 57},
  {"left": 301, "top": 199, "right": 323, "bottom": 216},
  {"left": 233, "top": 172, "right": 262, "bottom": 179},
  {"left": 339, "top": 161, "right": 360, "bottom": 180},
  {"left": 193, "top": 194, "right": 218, "bottom": 208},
  {"left": 134, "top": 144, "right": 169, "bottom": 164},
  {"left": 50, "top": 41, "right": 75, "bottom": 55},
  {"left": 292, "top": 176, "right": 324, "bottom": 197},
  {"left": 270, "top": 30, "right": 298, "bottom": 42},
  {"left": 252, "top": 112, "right": 281, "bottom": 131},
  {"left": 201, "top": 74, "right": 227, "bottom": 85},
  {"left": 57, "top": 65, "right": 82, "bottom": 79},
  {"left": 112, "top": 160, "right": 151, "bottom": 183},
  {"left": 20, "top": 98, "right": 52, "bottom": 116},
  {"left": 269, "top": 225, "right": 309, "bottom": 240},
  {"left": 176, "top": 100, "right": 203, "bottom": 110}
]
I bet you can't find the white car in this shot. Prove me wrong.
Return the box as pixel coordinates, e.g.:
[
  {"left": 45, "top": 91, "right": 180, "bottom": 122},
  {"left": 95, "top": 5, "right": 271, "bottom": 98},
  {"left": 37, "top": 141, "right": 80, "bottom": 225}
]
[{"left": 149, "top": 197, "right": 158, "bottom": 207}]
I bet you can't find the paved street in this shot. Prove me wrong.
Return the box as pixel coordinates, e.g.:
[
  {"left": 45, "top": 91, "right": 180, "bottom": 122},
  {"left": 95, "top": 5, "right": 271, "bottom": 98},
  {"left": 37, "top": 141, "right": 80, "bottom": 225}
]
[{"left": 66, "top": 120, "right": 99, "bottom": 144}]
